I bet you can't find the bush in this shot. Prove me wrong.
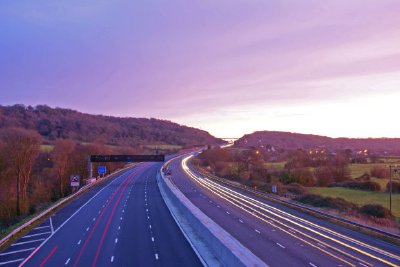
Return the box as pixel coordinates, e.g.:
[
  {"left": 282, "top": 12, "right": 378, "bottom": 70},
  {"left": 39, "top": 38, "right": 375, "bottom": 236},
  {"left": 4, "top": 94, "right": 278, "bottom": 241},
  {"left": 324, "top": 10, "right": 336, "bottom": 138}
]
[
  {"left": 386, "top": 181, "right": 400, "bottom": 193},
  {"left": 359, "top": 204, "right": 393, "bottom": 219},
  {"left": 285, "top": 183, "right": 307, "bottom": 196},
  {"left": 294, "top": 194, "right": 357, "bottom": 212},
  {"left": 330, "top": 181, "right": 381, "bottom": 191},
  {"left": 370, "top": 166, "right": 389, "bottom": 178}
]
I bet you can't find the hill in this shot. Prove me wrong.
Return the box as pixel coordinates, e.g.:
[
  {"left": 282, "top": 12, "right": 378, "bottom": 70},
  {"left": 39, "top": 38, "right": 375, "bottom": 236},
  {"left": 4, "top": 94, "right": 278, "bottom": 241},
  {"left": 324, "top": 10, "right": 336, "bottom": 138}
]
[
  {"left": 0, "top": 104, "right": 223, "bottom": 148},
  {"left": 234, "top": 131, "right": 400, "bottom": 154}
]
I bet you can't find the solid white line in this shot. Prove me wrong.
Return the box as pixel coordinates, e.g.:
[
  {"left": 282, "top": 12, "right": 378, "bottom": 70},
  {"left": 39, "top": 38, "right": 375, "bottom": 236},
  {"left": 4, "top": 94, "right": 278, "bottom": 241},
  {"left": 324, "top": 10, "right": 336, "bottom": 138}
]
[
  {"left": 309, "top": 263, "right": 318, "bottom": 267},
  {"left": 20, "top": 170, "right": 134, "bottom": 266},
  {"left": 11, "top": 239, "right": 45, "bottom": 246},
  {"left": 22, "top": 232, "right": 51, "bottom": 239},
  {"left": 155, "top": 253, "right": 159, "bottom": 260},
  {"left": 0, "top": 248, "right": 34, "bottom": 256},
  {"left": 276, "top": 242, "right": 285, "bottom": 249},
  {"left": 77, "top": 240, "right": 81, "bottom": 245},
  {"left": 0, "top": 258, "right": 24, "bottom": 265},
  {"left": 111, "top": 256, "right": 114, "bottom": 262},
  {"left": 65, "top": 258, "right": 70, "bottom": 265},
  {"left": 255, "top": 229, "right": 261, "bottom": 234},
  {"left": 49, "top": 217, "right": 54, "bottom": 234},
  {"left": 34, "top": 226, "right": 49, "bottom": 230}
]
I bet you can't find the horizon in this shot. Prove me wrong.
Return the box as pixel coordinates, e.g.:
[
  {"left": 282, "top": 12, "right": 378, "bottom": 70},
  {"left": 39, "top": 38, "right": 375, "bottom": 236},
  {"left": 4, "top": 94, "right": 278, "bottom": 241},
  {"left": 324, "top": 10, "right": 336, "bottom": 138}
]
[
  {"left": 2, "top": 103, "right": 400, "bottom": 140},
  {"left": 1, "top": 1, "right": 400, "bottom": 138}
]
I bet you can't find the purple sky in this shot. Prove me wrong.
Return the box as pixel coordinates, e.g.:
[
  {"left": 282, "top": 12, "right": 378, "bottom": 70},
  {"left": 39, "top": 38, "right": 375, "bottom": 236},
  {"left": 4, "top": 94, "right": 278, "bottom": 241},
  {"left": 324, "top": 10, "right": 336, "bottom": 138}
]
[{"left": 1, "top": 1, "right": 400, "bottom": 138}]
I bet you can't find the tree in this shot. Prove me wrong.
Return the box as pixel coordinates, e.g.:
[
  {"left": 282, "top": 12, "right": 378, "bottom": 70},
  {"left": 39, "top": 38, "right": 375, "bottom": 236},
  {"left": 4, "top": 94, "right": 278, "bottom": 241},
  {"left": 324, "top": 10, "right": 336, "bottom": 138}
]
[
  {"left": 52, "top": 140, "right": 75, "bottom": 197},
  {"left": 1, "top": 128, "right": 40, "bottom": 215}
]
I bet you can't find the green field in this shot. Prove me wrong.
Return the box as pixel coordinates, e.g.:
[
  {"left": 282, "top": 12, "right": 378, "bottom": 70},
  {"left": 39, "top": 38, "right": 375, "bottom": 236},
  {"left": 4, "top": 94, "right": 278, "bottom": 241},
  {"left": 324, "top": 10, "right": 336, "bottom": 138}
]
[
  {"left": 40, "top": 144, "right": 54, "bottom": 152},
  {"left": 348, "top": 163, "right": 386, "bottom": 178},
  {"left": 309, "top": 187, "right": 400, "bottom": 218},
  {"left": 265, "top": 162, "right": 286, "bottom": 171}
]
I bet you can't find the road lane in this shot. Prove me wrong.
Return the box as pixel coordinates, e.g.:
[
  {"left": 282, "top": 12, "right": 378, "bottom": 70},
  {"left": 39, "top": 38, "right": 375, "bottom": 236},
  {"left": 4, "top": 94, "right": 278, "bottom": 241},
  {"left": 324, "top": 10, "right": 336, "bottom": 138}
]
[
  {"left": 167, "top": 154, "right": 400, "bottom": 267},
  {"left": 1, "top": 162, "right": 201, "bottom": 267}
]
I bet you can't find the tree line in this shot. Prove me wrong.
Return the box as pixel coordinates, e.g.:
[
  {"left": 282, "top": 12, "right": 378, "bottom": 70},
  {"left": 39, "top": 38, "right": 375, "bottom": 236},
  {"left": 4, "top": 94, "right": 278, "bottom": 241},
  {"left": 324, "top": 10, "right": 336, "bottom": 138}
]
[{"left": 0, "top": 128, "right": 137, "bottom": 230}]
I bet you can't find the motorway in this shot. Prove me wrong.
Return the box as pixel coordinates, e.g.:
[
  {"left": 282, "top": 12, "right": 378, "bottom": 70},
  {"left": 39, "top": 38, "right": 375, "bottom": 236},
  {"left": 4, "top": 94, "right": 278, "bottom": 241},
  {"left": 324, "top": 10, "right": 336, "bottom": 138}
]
[
  {"left": 0, "top": 162, "right": 202, "bottom": 267},
  {"left": 167, "top": 154, "right": 400, "bottom": 267}
]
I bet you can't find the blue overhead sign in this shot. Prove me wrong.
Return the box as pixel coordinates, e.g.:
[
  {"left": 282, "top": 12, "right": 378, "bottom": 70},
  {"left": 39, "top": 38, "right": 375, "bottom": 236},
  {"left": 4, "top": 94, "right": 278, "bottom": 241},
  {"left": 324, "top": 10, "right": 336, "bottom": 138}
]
[{"left": 98, "top": 166, "right": 106, "bottom": 174}]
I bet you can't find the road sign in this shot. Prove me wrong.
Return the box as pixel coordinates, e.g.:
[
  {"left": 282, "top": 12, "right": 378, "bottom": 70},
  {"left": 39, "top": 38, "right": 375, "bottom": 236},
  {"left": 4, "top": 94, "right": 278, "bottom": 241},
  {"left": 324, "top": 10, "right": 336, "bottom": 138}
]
[
  {"left": 392, "top": 167, "right": 400, "bottom": 179},
  {"left": 272, "top": 185, "right": 277, "bottom": 193},
  {"left": 70, "top": 175, "right": 80, "bottom": 187},
  {"left": 98, "top": 166, "right": 106, "bottom": 174}
]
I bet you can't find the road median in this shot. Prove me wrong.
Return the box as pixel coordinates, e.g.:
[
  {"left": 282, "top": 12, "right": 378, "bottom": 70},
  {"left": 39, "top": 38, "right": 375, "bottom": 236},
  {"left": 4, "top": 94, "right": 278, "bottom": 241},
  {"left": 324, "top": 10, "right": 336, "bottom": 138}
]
[{"left": 157, "top": 157, "right": 267, "bottom": 267}]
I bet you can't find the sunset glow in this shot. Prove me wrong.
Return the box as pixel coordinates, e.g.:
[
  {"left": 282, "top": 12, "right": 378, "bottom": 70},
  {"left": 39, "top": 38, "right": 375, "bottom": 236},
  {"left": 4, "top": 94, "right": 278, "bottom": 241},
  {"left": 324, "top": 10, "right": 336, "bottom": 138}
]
[{"left": 1, "top": 1, "right": 399, "bottom": 138}]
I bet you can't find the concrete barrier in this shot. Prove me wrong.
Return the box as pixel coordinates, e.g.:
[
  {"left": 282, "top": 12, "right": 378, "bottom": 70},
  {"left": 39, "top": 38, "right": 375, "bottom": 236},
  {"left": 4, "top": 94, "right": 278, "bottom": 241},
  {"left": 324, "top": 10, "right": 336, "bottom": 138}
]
[{"left": 157, "top": 164, "right": 267, "bottom": 267}]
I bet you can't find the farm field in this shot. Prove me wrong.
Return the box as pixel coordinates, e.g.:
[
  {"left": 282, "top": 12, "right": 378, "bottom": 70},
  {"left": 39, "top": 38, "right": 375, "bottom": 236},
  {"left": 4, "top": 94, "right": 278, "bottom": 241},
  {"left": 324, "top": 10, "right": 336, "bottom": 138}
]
[{"left": 309, "top": 187, "right": 400, "bottom": 218}]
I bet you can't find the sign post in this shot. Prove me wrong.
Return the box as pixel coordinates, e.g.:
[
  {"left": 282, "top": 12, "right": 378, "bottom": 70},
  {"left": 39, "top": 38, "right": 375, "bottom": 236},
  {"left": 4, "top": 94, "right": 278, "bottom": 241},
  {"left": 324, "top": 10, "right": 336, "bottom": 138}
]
[
  {"left": 70, "top": 175, "right": 80, "bottom": 191},
  {"left": 98, "top": 166, "right": 106, "bottom": 177}
]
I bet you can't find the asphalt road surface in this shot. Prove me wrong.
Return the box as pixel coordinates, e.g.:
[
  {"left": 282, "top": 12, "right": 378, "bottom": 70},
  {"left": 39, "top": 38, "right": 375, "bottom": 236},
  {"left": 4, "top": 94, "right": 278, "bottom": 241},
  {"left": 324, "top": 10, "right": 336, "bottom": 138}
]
[
  {"left": 167, "top": 154, "right": 400, "bottom": 267},
  {"left": 0, "top": 163, "right": 202, "bottom": 267}
]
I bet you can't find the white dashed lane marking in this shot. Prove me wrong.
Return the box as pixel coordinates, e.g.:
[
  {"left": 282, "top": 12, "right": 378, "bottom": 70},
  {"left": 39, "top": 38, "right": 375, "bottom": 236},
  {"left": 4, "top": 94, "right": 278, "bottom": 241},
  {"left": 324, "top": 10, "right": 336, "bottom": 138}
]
[
  {"left": 276, "top": 242, "right": 285, "bottom": 249},
  {"left": 65, "top": 258, "right": 70, "bottom": 265}
]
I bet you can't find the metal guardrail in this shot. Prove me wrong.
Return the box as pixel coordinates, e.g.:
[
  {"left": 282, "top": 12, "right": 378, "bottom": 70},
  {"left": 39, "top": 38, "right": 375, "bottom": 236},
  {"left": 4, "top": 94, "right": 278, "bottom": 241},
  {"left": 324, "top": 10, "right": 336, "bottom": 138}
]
[
  {"left": 0, "top": 164, "right": 137, "bottom": 249},
  {"left": 190, "top": 163, "right": 400, "bottom": 242}
]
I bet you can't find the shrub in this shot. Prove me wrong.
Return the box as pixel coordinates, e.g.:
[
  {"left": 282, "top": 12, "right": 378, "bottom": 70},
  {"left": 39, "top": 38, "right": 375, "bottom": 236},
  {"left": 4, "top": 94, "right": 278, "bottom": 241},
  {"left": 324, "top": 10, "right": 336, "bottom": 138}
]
[
  {"left": 294, "top": 194, "right": 357, "bottom": 212},
  {"left": 386, "top": 181, "right": 400, "bottom": 193},
  {"left": 370, "top": 166, "right": 389, "bottom": 178},
  {"left": 359, "top": 204, "right": 393, "bottom": 219},
  {"left": 285, "top": 183, "right": 307, "bottom": 196},
  {"left": 330, "top": 181, "right": 381, "bottom": 191}
]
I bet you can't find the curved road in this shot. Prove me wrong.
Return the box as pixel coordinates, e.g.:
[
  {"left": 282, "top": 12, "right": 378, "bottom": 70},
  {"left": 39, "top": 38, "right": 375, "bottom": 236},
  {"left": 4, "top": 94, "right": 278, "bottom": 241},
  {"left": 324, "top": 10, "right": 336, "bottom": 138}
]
[
  {"left": 0, "top": 163, "right": 202, "bottom": 267},
  {"left": 167, "top": 154, "right": 400, "bottom": 267}
]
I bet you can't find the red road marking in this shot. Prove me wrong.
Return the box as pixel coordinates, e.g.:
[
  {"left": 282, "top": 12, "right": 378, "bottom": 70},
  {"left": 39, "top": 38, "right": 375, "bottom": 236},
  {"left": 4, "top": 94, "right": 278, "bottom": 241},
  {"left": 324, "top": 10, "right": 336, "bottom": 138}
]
[
  {"left": 39, "top": 245, "right": 58, "bottom": 267},
  {"left": 92, "top": 168, "right": 137, "bottom": 267},
  {"left": 73, "top": 166, "right": 145, "bottom": 267}
]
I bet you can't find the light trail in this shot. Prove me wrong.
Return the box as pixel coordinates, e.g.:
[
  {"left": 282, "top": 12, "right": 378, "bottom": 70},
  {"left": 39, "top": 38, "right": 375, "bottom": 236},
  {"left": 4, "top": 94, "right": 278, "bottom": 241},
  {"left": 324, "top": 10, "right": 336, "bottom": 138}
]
[{"left": 180, "top": 155, "right": 400, "bottom": 267}]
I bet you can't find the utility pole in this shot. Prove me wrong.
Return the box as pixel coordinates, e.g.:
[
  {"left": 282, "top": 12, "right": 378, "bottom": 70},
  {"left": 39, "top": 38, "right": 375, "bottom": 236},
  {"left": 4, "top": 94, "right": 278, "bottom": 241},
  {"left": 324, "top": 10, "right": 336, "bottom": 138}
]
[
  {"left": 389, "top": 165, "right": 399, "bottom": 213},
  {"left": 389, "top": 165, "right": 393, "bottom": 213}
]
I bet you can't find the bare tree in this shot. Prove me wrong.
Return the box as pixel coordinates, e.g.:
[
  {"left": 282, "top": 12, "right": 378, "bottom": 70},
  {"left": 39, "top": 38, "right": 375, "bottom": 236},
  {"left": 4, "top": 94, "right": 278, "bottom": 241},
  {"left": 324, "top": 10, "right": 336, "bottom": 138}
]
[
  {"left": 1, "top": 128, "right": 40, "bottom": 215},
  {"left": 52, "top": 140, "right": 75, "bottom": 197}
]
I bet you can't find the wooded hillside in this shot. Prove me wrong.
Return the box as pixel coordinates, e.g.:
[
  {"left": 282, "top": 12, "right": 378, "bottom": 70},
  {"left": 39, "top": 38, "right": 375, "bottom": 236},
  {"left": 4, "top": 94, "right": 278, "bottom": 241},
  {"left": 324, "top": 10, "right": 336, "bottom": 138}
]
[
  {"left": 0, "top": 104, "right": 222, "bottom": 147},
  {"left": 235, "top": 131, "right": 400, "bottom": 154}
]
